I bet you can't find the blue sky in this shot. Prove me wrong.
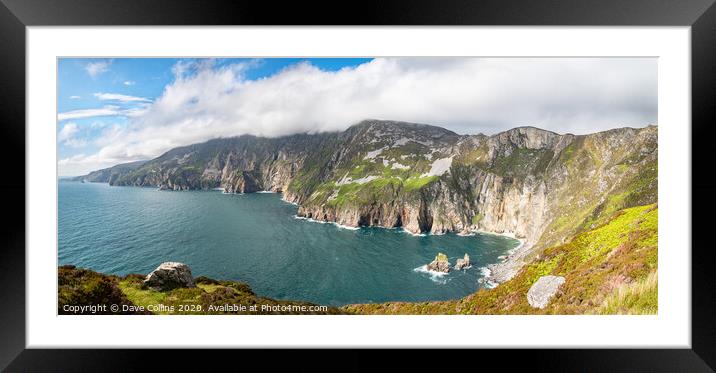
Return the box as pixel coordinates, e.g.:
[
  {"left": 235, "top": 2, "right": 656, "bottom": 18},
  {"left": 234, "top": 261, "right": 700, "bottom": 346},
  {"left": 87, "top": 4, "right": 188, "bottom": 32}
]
[
  {"left": 58, "top": 58, "right": 372, "bottom": 175},
  {"left": 57, "top": 57, "right": 656, "bottom": 176}
]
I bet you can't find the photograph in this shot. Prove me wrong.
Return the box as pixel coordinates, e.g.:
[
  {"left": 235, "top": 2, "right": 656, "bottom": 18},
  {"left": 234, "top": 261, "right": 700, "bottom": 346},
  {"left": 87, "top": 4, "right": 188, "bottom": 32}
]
[
  {"left": 56, "top": 57, "right": 658, "bottom": 316},
  {"left": 3, "top": 0, "right": 714, "bottom": 367}
]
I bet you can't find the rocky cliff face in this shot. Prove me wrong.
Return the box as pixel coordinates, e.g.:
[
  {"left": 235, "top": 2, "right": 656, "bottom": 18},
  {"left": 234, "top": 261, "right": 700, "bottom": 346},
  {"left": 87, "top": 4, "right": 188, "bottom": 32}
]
[{"left": 83, "top": 120, "right": 657, "bottom": 251}]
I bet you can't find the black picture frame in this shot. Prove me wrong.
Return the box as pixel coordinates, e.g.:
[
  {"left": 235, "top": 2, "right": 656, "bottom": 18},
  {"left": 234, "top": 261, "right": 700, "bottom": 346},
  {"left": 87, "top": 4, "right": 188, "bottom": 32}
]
[{"left": 1, "top": 0, "right": 714, "bottom": 370}]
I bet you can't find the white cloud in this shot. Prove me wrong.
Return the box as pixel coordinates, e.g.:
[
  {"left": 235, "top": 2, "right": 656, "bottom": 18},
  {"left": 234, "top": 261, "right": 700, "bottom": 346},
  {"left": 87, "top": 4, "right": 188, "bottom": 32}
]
[
  {"left": 85, "top": 60, "right": 111, "bottom": 78},
  {"left": 94, "top": 92, "right": 152, "bottom": 102},
  {"left": 60, "top": 57, "right": 657, "bottom": 175},
  {"left": 58, "top": 154, "right": 119, "bottom": 177},
  {"left": 64, "top": 138, "right": 88, "bottom": 148},
  {"left": 69, "top": 95, "right": 81, "bottom": 99},
  {"left": 58, "top": 122, "right": 79, "bottom": 142},
  {"left": 58, "top": 102, "right": 151, "bottom": 121},
  {"left": 123, "top": 81, "right": 135, "bottom": 86},
  {"left": 57, "top": 122, "right": 87, "bottom": 148},
  {"left": 58, "top": 106, "right": 122, "bottom": 121},
  {"left": 122, "top": 103, "right": 152, "bottom": 117}
]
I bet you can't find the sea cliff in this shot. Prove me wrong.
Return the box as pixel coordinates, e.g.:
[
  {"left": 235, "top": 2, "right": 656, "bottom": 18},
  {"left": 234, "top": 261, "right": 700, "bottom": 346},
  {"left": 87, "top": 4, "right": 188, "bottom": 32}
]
[{"left": 78, "top": 120, "right": 657, "bottom": 283}]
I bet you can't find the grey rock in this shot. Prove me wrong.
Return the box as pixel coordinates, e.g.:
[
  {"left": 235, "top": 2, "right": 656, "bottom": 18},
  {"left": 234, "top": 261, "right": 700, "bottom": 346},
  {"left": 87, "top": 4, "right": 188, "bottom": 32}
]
[
  {"left": 427, "top": 252, "right": 451, "bottom": 273},
  {"left": 143, "top": 262, "right": 195, "bottom": 291},
  {"left": 455, "top": 253, "right": 471, "bottom": 270},
  {"left": 527, "top": 275, "right": 565, "bottom": 309}
]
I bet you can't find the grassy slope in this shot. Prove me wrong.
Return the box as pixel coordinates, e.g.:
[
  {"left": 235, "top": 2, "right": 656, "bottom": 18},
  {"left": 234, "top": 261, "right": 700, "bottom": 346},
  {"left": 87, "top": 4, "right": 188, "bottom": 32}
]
[
  {"left": 297, "top": 143, "right": 441, "bottom": 209},
  {"left": 58, "top": 267, "right": 343, "bottom": 315},
  {"left": 343, "top": 203, "right": 658, "bottom": 315},
  {"left": 536, "top": 129, "right": 657, "bottom": 251}
]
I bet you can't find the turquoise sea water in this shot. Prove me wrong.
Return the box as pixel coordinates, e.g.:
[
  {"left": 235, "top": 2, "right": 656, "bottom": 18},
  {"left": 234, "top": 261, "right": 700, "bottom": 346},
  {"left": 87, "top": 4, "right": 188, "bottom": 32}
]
[{"left": 58, "top": 181, "right": 519, "bottom": 306}]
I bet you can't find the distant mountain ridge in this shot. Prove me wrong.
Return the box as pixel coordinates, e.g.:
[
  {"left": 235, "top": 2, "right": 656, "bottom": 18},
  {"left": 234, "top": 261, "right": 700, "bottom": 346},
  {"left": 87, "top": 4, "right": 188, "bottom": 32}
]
[
  {"left": 77, "top": 119, "right": 657, "bottom": 280},
  {"left": 72, "top": 160, "right": 147, "bottom": 184}
]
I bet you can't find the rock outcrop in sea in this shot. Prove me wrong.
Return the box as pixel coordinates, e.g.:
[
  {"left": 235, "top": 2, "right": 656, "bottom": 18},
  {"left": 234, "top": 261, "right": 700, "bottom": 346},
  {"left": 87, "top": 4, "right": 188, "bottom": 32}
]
[
  {"left": 455, "top": 254, "right": 470, "bottom": 270},
  {"left": 526, "top": 275, "right": 565, "bottom": 309},
  {"left": 143, "top": 262, "right": 195, "bottom": 291},
  {"left": 427, "top": 253, "right": 451, "bottom": 273}
]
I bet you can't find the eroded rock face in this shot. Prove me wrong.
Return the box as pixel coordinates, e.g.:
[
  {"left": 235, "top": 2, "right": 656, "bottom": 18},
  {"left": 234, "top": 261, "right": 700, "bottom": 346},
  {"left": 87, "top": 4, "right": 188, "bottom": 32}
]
[
  {"left": 427, "top": 253, "right": 451, "bottom": 273},
  {"left": 88, "top": 120, "right": 657, "bottom": 259},
  {"left": 455, "top": 254, "right": 471, "bottom": 270},
  {"left": 143, "top": 262, "right": 195, "bottom": 291},
  {"left": 527, "top": 275, "right": 565, "bottom": 309}
]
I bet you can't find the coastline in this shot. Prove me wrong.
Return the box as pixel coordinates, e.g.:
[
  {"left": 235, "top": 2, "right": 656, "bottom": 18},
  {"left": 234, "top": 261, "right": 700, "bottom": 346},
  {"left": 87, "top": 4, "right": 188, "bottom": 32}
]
[
  {"left": 467, "top": 229, "right": 533, "bottom": 285},
  {"left": 75, "top": 182, "right": 533, "bottom": 288},
  {"left": 77, "top": 181, "right": 533, "bottom": 285},
  {"left": 484, "top": 237, "right": 533, "bottom": 284},
  {"left": 293, "top": 215, "right": 360, "bottom": 231}
]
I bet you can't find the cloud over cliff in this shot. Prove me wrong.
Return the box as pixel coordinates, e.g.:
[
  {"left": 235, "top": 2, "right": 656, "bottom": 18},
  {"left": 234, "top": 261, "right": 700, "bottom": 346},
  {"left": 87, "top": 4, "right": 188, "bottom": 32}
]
[{"left": 60, "top": 57, "right": 657, "bottom": 175}]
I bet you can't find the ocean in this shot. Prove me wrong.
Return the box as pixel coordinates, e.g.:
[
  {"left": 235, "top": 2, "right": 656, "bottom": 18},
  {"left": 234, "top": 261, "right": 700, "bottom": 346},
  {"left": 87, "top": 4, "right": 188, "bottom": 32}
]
[{"left": 58, "top": 181, "right": 519, "bottom": 306}]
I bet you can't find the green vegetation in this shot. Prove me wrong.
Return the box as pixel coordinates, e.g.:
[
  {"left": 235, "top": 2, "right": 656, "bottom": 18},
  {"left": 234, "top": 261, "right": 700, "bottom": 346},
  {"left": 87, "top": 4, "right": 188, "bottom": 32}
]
[
  {"left": 59, "top": 267, "right": 342, "bottom": 315},
  {"left": 595, "top": 270, "right": 657, "bottom": 315},
  {"left": 58, "top": 266, "right": 147, "bottom": 314},
  {"left": 536, "top": 130, "right": 657, "bottom": 251},
  {"left": 343, "top": 203, "right": 658, "bottom": 315},
  {"left": 301, "top": 146, "right": 442, "bottom": 208},
  {"left": 403, "top": 176, "right": 437, "bottom": 191},
  {"left": 489, "top": 148, "right": 554, "bottom": 178},
  {"left": 454, "top": 144, "right": 489, "bottom": 166}
]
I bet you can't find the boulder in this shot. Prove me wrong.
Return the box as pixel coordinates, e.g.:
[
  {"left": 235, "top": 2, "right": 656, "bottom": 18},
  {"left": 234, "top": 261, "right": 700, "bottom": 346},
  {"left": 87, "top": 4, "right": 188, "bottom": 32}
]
[
  {"left": 427, "top": 252, "right": 451, "bottom": 273},
  {"left": 143, "top": 262, "right": 195, "bottom": 291},
  {"left": 455, "top": 253, "right": 471, "bottom": 270},
  {"left": 527, "top": 275, "right": 565, "bottom": 309}
]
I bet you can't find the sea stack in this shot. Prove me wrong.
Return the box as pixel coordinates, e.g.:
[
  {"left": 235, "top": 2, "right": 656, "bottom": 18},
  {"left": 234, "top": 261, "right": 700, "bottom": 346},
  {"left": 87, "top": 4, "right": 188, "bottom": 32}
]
[
  {"left": 455, "top": 253, "right": 471, "bottom": 270},
  {"left": 427, "top": 252, "right": 451, "bottom": 273}
]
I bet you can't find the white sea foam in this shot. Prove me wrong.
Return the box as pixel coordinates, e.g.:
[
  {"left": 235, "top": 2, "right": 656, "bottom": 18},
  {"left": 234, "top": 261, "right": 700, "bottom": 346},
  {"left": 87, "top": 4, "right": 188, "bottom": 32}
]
[
  {"left": 256, "top": 190, "right": 276, "bottom": 193},
  {"left": 413, "top": 265, "right": 449, "bottom": 284},
  {"left": 400, "top": 228, "right": 427, "bottom": 237},
  {"left": 293, "top": 215, "right": 360, "bottom": 230},
  {"left": 478, "top": 266, "right": 498, "bottom": 289},
  {"left": 282, "top": 199, "right": 299, "bottom": 206}
]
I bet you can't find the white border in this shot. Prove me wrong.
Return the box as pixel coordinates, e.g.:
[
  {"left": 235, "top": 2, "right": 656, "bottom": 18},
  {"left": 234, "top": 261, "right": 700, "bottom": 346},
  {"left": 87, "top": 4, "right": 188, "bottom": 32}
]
[{"left": 27, "top": 27, "right": 690, "bottom": 348}]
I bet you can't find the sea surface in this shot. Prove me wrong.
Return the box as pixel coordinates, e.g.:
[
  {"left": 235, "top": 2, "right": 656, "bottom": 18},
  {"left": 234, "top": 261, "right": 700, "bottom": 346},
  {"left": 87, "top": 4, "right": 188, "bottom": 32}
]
[{"left": 58, "top": 181, "right": 519, "bottom": 306}]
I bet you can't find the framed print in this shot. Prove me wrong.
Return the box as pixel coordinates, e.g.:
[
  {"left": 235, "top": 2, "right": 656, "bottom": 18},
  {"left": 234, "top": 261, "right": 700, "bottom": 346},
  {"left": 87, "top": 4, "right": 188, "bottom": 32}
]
[{"left": 1, "top": 0, "right": 715, "bottom": 370}]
